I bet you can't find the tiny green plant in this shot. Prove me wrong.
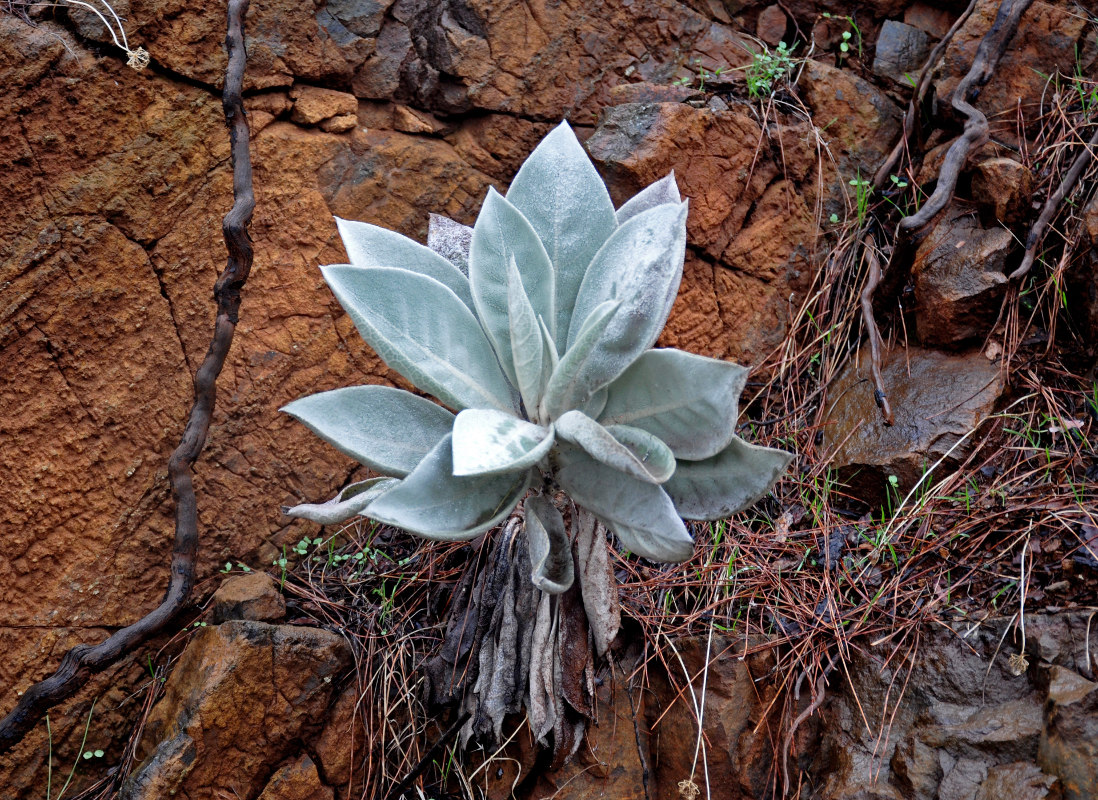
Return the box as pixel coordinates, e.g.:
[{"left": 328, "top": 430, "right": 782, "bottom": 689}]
[
  {"left": 744, "top": 41, "right": 798, "bottom": 100},
  {"left": 283, "top": 121, "right": 792, "bottom": 591},
  {"left": 822, "top": 12, "right": 862, "bottom": 59},
  {"left": 849, "top": 173, "right": 872, "bottom": 226}
]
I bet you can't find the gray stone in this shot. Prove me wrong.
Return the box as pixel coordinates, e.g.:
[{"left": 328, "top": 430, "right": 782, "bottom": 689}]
[
  {"left": 821, "top": 345, "right": 1004, "bottom": 497},
  {"left": 874, "top": 20, "right": 930, "bottom": 84}
]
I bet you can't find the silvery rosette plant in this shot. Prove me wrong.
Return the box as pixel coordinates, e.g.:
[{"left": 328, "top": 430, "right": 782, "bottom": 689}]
[{"left": 282, "top": 121, "right": 791, "bottom": 745}]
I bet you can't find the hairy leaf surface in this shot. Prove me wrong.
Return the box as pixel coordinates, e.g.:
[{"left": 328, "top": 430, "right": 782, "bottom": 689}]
[
  {"left": 664, "top": 435, "right": 793, "bottom": 520},
  {"left": 560, "top": 203, "right": 688, "bottom": 408},
  {"left": 323, "top": 266, "right": 515, "bottom": 413},
  {"left": 506, "top": 121, "right": 617, "bottom": 348},
  {"left": 337, "top": 217, "right": 474, "bottom": 308},
  {"left": 614, "top": 171, "right": 681, "bottom": 225},
  {"left": 470, "top": 188, "right": 555, "bottom": 384},
  {"left": 367, "top": 434, "right": 530, "bottom": 538},
  {"left": 506, "top": 256, "right": 548, "bottom": 417},
  {"left": 283, "top": 477, "right": 400, "bottom": 525},
  {"left": 541, "top": 299, "right": 621, "bottom": 419},
  {"left": 555, "top": 446, "right": 694, "bottom": 562},
  {"left": 427, "top": 213, "right": 472, "bottom": 275},
  {"left": 451, "top": 409, "right": 554, "bottom": 477},
  {"left": 555, "top": 411, "right": 675, "bottom": 484},
  {"left": 600, "top": 349, "right": 748, "bottom": 460},
  {"left": 282, "top": 385, "right": 453, "bottom": 477}
]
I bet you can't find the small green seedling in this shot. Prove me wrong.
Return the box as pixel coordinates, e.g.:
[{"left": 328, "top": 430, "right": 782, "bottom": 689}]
[
  {"left": 823, "top": 13, "right": 862, "bottom": 59},
  {"left": 745, "top": 41, "right": 799, "bottom": 100}
]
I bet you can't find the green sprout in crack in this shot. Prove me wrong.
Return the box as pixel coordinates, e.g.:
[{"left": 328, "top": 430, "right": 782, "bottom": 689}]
[{"left": 745, "top": 41, "right": 799, "bottom": 101}]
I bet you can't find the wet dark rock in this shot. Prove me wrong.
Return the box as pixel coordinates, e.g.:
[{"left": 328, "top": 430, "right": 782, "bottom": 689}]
[
  {"left": 912, "top": 206, "right": 1011, "bottom": 348},
  {"left": 1039, "top": 667, "right": 1098, "bottom": 800},
  {"left": 210, "top": 571, "right": 287, "bottom": 624},
  {"left": 975, "top": 762, "right": 1057, "bottom": 800},
  {"left": 821, "top": 345, "right": 1004, "bottom": 498},
  {"left": 873, "top": 20, "right": 930, "bottom": 84},
  {"left": 814, "top": 614, "right": 1093, "bottom": 800}
]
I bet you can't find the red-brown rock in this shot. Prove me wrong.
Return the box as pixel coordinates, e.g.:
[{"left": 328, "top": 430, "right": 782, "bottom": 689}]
[
  {"left": 257, "top": 754, "right": 335, "bottom": 800},
  {"left": 210, "top": 571, "right": 287, "bottom": 623},
  {"left": 935, "top": 0, "right": 1095, "bottom": 137},
  {"left": 912, "top": 205, "right": 1011, "bottom": 347},
  {"left": 970, "top": 157, "right": 1034, "bottom": 225},
  {"left": 756, "top": 4, "right": 788, "bottom": 46},
  {"left": 121, "top": 621, "right": 350, "bottom": 799}
]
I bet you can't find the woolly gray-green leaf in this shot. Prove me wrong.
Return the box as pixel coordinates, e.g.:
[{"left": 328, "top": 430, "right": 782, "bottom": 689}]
[
  {"left": 555, "top": 411, "right": 675, "bottom": 484},
  {"left": 664, "top": 435, "right": 793, "bottom": 520},
  {"left": 281, "top": 385, "right": 453, "bottom": 477},
  {"left": 600, "top": 349, "right": 748, "bottom": 460},
  {"left": 541, "top": 299, "right": 621, "bottom": 419},
  {"left": 451, "top": 409, "right": 554, "bottom": 477},
  {"left": 555, "top": 446, "right": 694, "bottom": 562},
  {"left": 568, "top": 202, "right": 687, "bottom": 349},
  {"left": 581, "top": 387, "right": 608, "bottom": 420},
  {"left": 427, "top": 213, "right": 472, "bottom": 275},
  {"left": 506, "top": 121, "right": 617, "bottom": 349},
  {"left": 554, "top": 203, "right": 688, "bottom": 411},
  {"left": 506, "top": 256, "right": 547, "bottom": 417},
  {"left": 282, "top": 477, "right": 400, "bottom": 525},
  {"left": 322, "top": 266, "right": 515, "bottom": 413},
  {"left": 470, "top": 188, "right": 555, "bottom": 384},
  {"left": 525, "top": 494, "right": 574, "bottom": 594},
  {"left": 615, "top": 172, "right": 681, "bottom": 225},
  {"left": 336, "top": 217, "right": 474, "bottom": 309},
  {"left": 366, "top": 434, "right": 529, "bottom": 539}
]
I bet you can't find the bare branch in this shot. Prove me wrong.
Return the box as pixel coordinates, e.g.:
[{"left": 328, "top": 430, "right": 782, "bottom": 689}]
[
  {"left": 1010, "top": 124, "right": 1098, "bottom": 280},
  {"left": 897, "top": 0, "right": 1035, "bottom": 234},
  {"left": 0, "top": 0, "right": 254, "bottom": 754}
]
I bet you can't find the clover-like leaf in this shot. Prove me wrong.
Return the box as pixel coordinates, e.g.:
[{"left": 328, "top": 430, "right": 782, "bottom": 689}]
[
  {"left": 555, "top": 446, "right": 694, "bottom": 562},
  {"left": 282, "top": 385, "right": 453, "bottom": 477},
  {"left": 366, "top": 434, "right": 530, "bottom": 539},
  {"left": 506, "top": 121, "right": 618, "bottom": 349},
  {"left": 282, "top": 477, "right": 400, "bottom": 525},
  {"left": 525, "top": 494, "right": 574, "bottom": 594},
  {"left": 663, "top": 434, "right": 793, "bottom": 520},
  {"left": 427, "top": 213, "right": 472, "bottom": 275},
  {"left": 555, "top": 410, "right": 675, "bottom": 484},
  {"left": 451, "top": 409, "right": 555, "bottom": 477},
  {"left": 470, "top": 188, "right": 555, "bottom": 384},
  {"left": 614, "top": 171, "right": 681, "bottom": 225},
  {"left": 337, "top": 217, "right": 474, "bottom": 309},
  {"left": 600, "top": 348, "right": 748, "bottom": 460},
  {"left": 323, "top": 266, "right": 516, "bottom": 413}
]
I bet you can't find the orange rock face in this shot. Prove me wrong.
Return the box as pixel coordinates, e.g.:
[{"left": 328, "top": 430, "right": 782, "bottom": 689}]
[{"left": 0, "top": 0, "right": 922, "bottom": 793}]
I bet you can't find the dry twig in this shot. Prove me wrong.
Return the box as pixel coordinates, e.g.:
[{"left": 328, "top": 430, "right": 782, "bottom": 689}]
[{"left": 1010, "top": 124, "right": 1098, "bottom": 279}]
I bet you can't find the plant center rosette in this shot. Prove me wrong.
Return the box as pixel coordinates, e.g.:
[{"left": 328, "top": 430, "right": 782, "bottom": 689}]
[{"left": 282, "top": 121, "right": 792, "bottom": 749}]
